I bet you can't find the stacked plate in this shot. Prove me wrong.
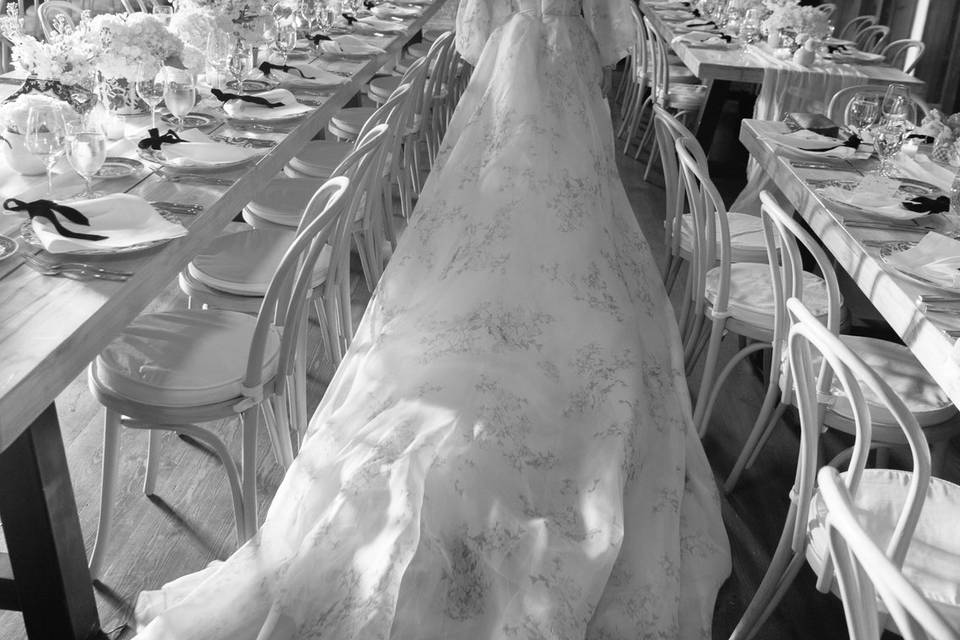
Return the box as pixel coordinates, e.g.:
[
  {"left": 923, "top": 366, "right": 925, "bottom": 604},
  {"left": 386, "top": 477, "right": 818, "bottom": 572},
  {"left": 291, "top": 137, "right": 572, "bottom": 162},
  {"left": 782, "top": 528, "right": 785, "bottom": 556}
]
[{"left": 243, "top": 178, "right": 328, "bottom": 227}]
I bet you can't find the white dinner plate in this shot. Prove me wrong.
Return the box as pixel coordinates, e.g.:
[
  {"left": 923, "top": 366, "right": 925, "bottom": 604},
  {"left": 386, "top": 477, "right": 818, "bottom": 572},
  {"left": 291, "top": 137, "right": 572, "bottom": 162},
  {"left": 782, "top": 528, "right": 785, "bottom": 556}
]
[
  {"left": 18, "top": 210, "right": 181, "bottom": 256},
  {"left": 0, "top": 234, "right": 17, "bottom": 261},
  {"left": 138, "top": 145, "right": 261, "bottom": 172},
  {"left": 879, "top": 240, "right": 960, "bottom": 293}
]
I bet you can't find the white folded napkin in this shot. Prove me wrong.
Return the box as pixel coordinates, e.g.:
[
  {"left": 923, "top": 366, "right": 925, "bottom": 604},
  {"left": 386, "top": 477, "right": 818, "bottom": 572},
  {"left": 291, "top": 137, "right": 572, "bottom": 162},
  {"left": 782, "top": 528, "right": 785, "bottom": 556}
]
[
  {"left": 886, "top": 232, "right": 960, "bottom": 289},
  {"left": 265, "top": 62, "right": 350, "bottom": 88},
  {"left": 357, "top": 15, "right": 408, "bottom": 32},
  {"left": 321, "top": 35, "right": 387, "bottom": 56},
  {"left": 893, "top": 153, "right": 954, "bottom": 193},
  {"left": 671, "top": 31, "right": 729, "bottom": 48},
  {"left": 830, "top": 49, "right": 885, "bottom": 64},
  {"left": 370, "top": 2, "right": 422, "bottom": 17},
  {"left": 159, "top": 142, "right": 262, "bottom": 168},
  {"left": 221, "top": 88, "right": 313, "bottom": 119},
  {"left": 31, "top": 194, "right": 187, "bottom": 254},
  {"left": 659, "top": 9, "right": 694, "bottom": 19},
  {"left": 648, "top": 0, "right": 688, "bottom": 8},
  {"left": 817, "top": 180, "right": 923, "bottom": 220},
  {"left": 767, "top": 130, "right": 858, "bottom": 158}
]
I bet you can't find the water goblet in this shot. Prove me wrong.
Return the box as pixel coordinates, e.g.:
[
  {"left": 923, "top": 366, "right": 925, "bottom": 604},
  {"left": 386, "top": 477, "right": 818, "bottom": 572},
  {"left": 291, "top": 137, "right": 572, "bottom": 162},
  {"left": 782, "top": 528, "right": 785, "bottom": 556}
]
[
  {"left": 873, "top": 123, "right": 903, "bottom": 178},
  {"left": 275, "top": 22, "right": 297, "bottom": 63},
  {"left": 881, "top": 83, "right": 915, "bottom": 128},
  {"left": 65, "top": 122, "right": 107, "bottom": 200},
  {"left": 135, "top": 63, "right": 165, "bottom": 130},
  {"left": 24, "top": 105, "right": 67, "bottom": 197},
  {"left": 843, "top": 93, "right": 879, "bottom": 135},
  {"left": 316, "top": 1, "right": 336, "bottom": 32},
  {"left": 228, "top": 43, "right": 251, "bottom": 96},
  {"left": 206, "top": 30, "right": 234, "bottom": 89},
  {"left": 163, "top": 67, "right": 196, "bottom": 132}
]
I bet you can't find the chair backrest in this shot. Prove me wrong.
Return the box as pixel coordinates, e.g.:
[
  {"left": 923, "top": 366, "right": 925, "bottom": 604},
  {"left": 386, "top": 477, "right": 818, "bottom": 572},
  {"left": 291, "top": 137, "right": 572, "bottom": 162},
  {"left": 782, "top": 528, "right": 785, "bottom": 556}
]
[
  {"left": 881, "top": 39, "right": 926, "bottom": 75},
  {"left": 826, "top": 83, "right": 931, "bottom": 126},
  {"left": 419, "top": 31, "right": 454, "bottom": 121},
  {"left": 838, "top": 14, "right": 877, "bottom": 42},
  {"left": 629, "top": 2, "right": 649, "bottom": 83},
  {"left": 675, "top": 135, "right": 732, "bottom": 321},
  {"left": 818, "top": 467, "right": 959, "bottom": 640},
  {"left": 38, "top": 1, "right": 80, "bottom": 39},
  {"left": 817, "top": 3, "right": 837, "bottom": 18},
  {"left": 643, "top": 15, "right": 672, "bottom": 106},
  {"left": 652, "top": 105, "right": 696, "bottom": 258},
  {"left": 855, "top": 24, "right": 890, "bottom": 53},
  {"left": 244, "top": 177, "right": 352, "bottom": 397},
  {"left": 785, "top": 297, "right": 933, "bottom": 578}
]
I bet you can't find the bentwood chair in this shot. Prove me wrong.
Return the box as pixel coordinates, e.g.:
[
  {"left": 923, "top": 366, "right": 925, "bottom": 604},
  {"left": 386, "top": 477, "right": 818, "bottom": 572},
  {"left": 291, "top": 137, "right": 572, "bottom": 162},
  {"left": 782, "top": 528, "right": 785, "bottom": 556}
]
[
  {"left": 86, "top": 178, "right": 353, "bottom": 580},
  {"left": 826, "top": 84, "right": 931, "bottom": 126},
  {"left": 674, "top": 144, "right": 832, "bottom": 436},
  {"left": 819, "top": 467, "right": 960, "bottom": 640},
  {"left": 816, "top": 3, "right": 837, "bottom": 19},
  {"left": 881, "top": 39, "right": 926, "bottom": 75},
  {"left": 729, "top": 298, "right": 960, "bottom": 640},
  {"left": 722, "top": 193, "right": 958, "bottom": 493},
  {"left": 855, "top": 24, "right": 890, "bottom": 53},
  {"left": 838, "top": 15, "right": 877, "bottom": 43},
  {"left": 37, "top": 1, "right": 80, "bottom": 39}
]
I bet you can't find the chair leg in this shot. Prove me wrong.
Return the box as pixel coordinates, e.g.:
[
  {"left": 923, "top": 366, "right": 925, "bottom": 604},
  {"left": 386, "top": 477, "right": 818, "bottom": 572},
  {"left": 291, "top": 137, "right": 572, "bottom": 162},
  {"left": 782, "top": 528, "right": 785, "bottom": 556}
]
[
  {"left": 89, "top": 409, "right": 122, "bottom": 581},
  {"left": 632, "top": 107, "right": 657, "bottom": 161},
  {"left": 725, "top": 379, "right": 784, "bottom": 493},
  {"left": 142, "top": 428, "right": 161, "bottom": 496},
  {"left": 642, "top": 135, "right": 660, "bottom": 182},
  {"left": 241, "top": 409, "right": 259, "bottom": 539},
  {"left": 697, "top": 342, "right": 770, "bottom": 438},
  {"left": 692, "top": 319, "right": 726, "bottom": 436}
]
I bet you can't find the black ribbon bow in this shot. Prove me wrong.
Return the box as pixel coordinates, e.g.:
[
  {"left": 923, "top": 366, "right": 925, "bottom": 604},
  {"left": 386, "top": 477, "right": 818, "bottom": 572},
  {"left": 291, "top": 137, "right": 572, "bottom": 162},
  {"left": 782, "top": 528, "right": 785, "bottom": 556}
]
[
  {"left": 3, "top": 198, "right": 107, "bottom": 241},
  {"left": 902, "top": 195, "right": 950, "bottom": 214},
  {"left": 691, "top": 8, "right": 701, "bottom": 17},
  {"left": 311, "top": 33, "right": 333, "bottom": 44},
  {"left": 258, "top": 61, "right": 315, "bottom": 79},
  {"left": 716, "top": 32, "right": 733, "bottom": 42},
  {"left": 363, "top": 0, "right": 376, "bottom": 8},
  {"left": 805, "top": 134, "right": 861, "bottom": 153},
  {"left": 827, "top": 43, "right": 850, "bottom": 54},
  {"left": 686, "top": 19, "right": 716, "bottom": 27},
  {"left": 137, "top": 128, "right": 187, "bottom": 151},
  {"left": 211, "top": 88, "right": 284, "bottom": 108},
  {"left": 341, "top": 12, "right": 357, "bottom": 24}
]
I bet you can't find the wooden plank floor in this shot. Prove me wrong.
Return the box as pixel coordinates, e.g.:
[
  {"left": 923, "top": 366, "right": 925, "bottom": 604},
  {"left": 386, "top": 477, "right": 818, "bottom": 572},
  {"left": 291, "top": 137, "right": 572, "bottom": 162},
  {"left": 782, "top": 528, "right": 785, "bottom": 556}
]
[{"left": 1, "top": 84, "right": 957, "bottom": 640}]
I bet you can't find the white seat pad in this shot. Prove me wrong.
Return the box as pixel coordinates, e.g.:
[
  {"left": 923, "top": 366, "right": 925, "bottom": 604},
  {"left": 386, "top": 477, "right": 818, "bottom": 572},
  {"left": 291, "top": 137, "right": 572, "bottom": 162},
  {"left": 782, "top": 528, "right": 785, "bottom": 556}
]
[
  {"left": 829, "top": 336, "right": 956, "bottom": 426},
  {"left": 96, "top": 310, "right": 281, "bottom": 408},
  {"left": 331, "top": 107, "right": 376, "bottom": 133},
  {"left": 679, "top": 211, "right": 768, "bottom": 262},
  {"left": 287, "top": 142, "right": 352, "bottom": 178},
  {"left": 247, "top": 177, "right": 327, "bottom": 221},
  {"left": 369, "top": 75, "right": 402, "bottom": 100},
  {"left": 190, "top": 229, "right": 331, "bottom": 295},
  {"left": 807, "top": 468, "right": 960, "bottom": 629},
  {"left": 705, "top": 262, "right": 829, "bottom": 327}
]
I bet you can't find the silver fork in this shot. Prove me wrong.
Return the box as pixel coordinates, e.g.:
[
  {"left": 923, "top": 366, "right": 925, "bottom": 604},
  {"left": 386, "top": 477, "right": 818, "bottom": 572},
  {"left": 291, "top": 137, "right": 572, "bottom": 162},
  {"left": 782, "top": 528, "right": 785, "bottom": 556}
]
[
  {"left": 23, "top": 253, "right": 133, "bottom": 277},
  {"left": 23, "top": 260, "right": 130, "bottom": 281},
  {"left": 160, "top": 174, "right": 234, "bottom": 186}
]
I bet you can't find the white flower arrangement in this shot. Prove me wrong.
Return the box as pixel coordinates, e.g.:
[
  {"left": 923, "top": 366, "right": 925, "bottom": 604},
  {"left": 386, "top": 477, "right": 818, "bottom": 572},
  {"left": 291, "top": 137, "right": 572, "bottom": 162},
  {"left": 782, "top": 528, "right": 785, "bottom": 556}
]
[
  {"left": 0, "top": 94, "right": 70, "bottom": 134},
  {"left": 0, "top": 12, "right": 96, "bottom": 85},
  {"left": 87, "top": 13, "right": 185, "bottom": 79},
  {"left": 762, "top": 3, "right": 831, "bottom": 39}
]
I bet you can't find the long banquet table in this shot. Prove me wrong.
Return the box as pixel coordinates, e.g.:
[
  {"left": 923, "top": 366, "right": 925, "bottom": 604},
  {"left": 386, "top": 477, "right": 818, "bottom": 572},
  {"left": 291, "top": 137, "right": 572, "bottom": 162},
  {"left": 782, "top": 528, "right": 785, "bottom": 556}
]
[
  {"left": 0, "top": 3, "right": 446, "bottom": 637},
  {"left": 739, "top": 118, "right": 960, "bottom": 409},
  {"left": 639, "top": 1, "right": 926, "bottom": 149}
]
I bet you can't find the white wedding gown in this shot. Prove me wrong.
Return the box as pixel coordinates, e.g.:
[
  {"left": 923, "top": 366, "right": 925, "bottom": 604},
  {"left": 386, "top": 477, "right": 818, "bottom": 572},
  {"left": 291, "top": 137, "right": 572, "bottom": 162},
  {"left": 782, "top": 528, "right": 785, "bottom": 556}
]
[{"left": 133, "top": 0, "right": 731, "bottom": 637}]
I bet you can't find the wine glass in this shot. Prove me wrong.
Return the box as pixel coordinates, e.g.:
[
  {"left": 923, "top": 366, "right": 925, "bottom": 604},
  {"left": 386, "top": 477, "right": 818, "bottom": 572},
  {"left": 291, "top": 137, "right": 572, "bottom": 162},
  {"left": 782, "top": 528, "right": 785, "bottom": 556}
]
[
  {"left": 228, "top": 42, "right": 251, "bottom": 96},
  {"left": 275, "top": 21, "right": 297, "bottom": 63},
  {"left": 163, "top": 68, "right": 196, "bottom": 132},
  {"left": 65, "top": 122, "right": 107, "bottom": 199},
  {"left": 738, "top": 8, "right": 760, "bottom": 45},
  {"left": 206, "top": 30, "right": 234, "bottom": 89},
  {"left": 24, "top": 105, "right": 67, "bottom": 197},
  {"left": 316, "top": 1, "right": 336, "bottom": 33},
  {"left": 873, "top": 123, "right": 903, "bottom": 178},
  {"left": 880, "top": 83, "right": 915, "bottom": 128},
  {"left": 843, "top": 93, "right": 879, "bottom": 135},
  {"left": 135, "top": 63, "right": 165, "bottom": 130}
]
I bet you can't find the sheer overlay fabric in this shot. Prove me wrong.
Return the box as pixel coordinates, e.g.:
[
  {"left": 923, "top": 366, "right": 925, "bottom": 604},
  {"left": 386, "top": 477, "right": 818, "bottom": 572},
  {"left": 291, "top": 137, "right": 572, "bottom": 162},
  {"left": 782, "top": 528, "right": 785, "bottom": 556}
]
[{"left": 133, "top": 1, "right": 730, "bottom": 637}]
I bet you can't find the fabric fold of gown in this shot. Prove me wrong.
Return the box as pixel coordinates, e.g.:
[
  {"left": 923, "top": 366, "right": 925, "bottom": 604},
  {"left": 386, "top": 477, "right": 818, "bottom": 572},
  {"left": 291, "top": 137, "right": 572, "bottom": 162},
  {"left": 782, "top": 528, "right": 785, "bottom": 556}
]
[{"left": 134, "top": 1, "right": 730, "bottom": 638}]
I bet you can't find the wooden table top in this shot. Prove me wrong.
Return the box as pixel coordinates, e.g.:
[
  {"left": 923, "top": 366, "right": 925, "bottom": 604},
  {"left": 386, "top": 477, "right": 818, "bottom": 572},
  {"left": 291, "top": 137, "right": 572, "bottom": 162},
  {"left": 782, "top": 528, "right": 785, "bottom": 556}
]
[
  {"left": 639, "top": 1, "right": 925, "bottom": 90},
  {"left": 739, "top": 118, "right": 960, "bottom": 408},
  {"left": 0, "top": 3, "right": 447, "bottom": 450}
]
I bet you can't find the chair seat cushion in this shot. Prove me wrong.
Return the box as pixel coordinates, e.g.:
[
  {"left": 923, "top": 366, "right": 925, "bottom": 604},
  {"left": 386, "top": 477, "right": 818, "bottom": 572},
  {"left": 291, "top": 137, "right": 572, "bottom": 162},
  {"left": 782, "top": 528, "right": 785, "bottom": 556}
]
[
  {"left": 406, "top": 41, "right": 429, "bottom": 58},
  {"left": 679, "top": 211, "right": 768, "bottom": 262},
  {"left": 330, "top": 107, "right": 376, "bottom": 135},
  {"left": 827, "top": 336, "right": 956, "bottom": 426},
  {"left": 666, "top": 83, "right": 707, "bottom": 110},
  {"left": 96, "top": 310, "right": 281, "bottom": 408},
  {"left": 369, "top": 75, "right": 402, "bottom": 101},
  {"left": 247, "top": 177, "right": 327, "bottom": 221},
  {"left": 807, "top": 468, "right": 960, "bottom": 628},
  {"left": 287, "top": 142, "right": 352, "bottom": 179},
  {"left": 190, "top": 229, "right": 331, "bottom": 295},
  {"left": 705, "top": 262, "right": 829, "bottom": 327}
]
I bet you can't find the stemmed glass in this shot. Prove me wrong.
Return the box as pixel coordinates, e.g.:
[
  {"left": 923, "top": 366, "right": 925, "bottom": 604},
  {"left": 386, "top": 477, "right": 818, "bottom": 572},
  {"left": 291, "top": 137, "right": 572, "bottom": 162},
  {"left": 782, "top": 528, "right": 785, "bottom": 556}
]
[
  {"left": 880, "top": 83, "right": 915, "bottom": 128},
  {"left": 163, "top": 68, "right": 197, "bottom": 132},
  {"left": 135, "top": 63, "right": 165, "bottom": 130},
  {"left": 24, "top": 105, "right": 67, "bottom": 197},
  {"left": 316, "top": 1, "right": 336, "bottom": 33},
  {"left": 228, "top": 42, "right": 251, "bottom": 96},
  {"left": 275, "top": 21, "right": 297, "bottom": 63},
  {"left": 206, "top": 30, "right": 234, "bottom": 89},
  {"left": 843, "top": 94, "right": 879, "bottom": 136},
  {"left": 65, "top": 121, "right": 107, "bottom": 200},
  {"left": 873, "top": 123, "right": 903, "bottom": 178}
]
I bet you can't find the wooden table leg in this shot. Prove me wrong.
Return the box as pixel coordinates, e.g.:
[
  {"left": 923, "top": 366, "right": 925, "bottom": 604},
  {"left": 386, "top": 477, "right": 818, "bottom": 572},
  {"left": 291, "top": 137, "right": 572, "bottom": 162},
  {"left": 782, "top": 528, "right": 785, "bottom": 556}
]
[
  {"left": 0, "top": 403, "right": 104, "bottom": 640},
  {"left": 696, "top": 79, "right": 732, "bottom": 152}
]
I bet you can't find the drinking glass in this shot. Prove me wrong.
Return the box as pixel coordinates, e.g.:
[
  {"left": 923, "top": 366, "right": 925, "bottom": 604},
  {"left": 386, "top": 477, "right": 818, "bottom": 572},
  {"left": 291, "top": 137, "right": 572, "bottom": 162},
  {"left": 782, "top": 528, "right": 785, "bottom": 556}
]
[
  {"left": 135, "top": 63, "right": 165, "bottom": 130},
  {"left": 206, "top": 30, "right": 234, "bottom": 89},
  {"left": 152, "top": 4, "right": 174, "bottom": 23},
  {"left": 163, "top": 68, "right": 196, "bottom": 132},
  {"left": 65, "top": 123, "right": 107, "bottom": 199},
  {"left": 275, "top": 21, "right": 297, "bottom": 63},
  {"left": 873, "top": 123, "right": 903, "bottom": 177},
  {"left": 24, "top": 105, "right": 67, "bottom": 197},
  {"left": 738, "top": 8, "right": 759, "bottom": 45},
  {"left": 880, "top": 83, "right": 915, "bottom": 128},
  {"left": 843, "top": 94, "right": 879, "bottom": 135},
  {"left": 228, "top": 43, "right": 251, "bottom": 95},
  {"left": 316, "top": 1, "right": 336, "bottom": 32}
]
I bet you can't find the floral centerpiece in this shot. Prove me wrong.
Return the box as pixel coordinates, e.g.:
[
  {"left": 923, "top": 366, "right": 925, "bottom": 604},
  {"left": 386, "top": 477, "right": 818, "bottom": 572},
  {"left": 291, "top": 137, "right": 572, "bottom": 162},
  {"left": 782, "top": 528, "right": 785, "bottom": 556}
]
[
  {"left": 0, "top": 9, "right": 96, "bottom": 86},
  {"left": 87, "top": 13, "right": 184, "bottom": 79},
  {"left": 762, "top": 2, "right": 832, "bottom": 46},
  {"left": 915, "top": 110, "right": 960, "bottom": 167},
  {"left": 176, "top": 0, "right": 289, "bottom": 45}
]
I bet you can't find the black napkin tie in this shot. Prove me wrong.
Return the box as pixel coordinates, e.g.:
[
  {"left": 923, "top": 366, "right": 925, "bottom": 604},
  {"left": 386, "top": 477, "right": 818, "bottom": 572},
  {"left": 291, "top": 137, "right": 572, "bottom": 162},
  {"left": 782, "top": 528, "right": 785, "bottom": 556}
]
[
  {"left": 827, "top": 43, "right": 850, "bottom": 54},
  {"left": 805, "top": 134, "right": 861, "bottom": 153},
  {"left": 258, "top": 61, "right": 315, "bottom": 79},
  {"left": 3, "top": 197, "right": 107, "bottom": 241},
  {"left": 311, "top": 33, "right": 333, "bottom": 43},
  {"left": 363, "top": 0, "right": 376, "bottom": 8},
  {"left": 211, "top": 88, "right": 284, "bottom": 108},
  {"left": 137, "top": 128, "right": 187, "bottom": 151},
  {"left": 903, "top": 195, "right": 950, "bottom": 214},
  {"left": 341, "top": 12, "right": 357, "bottom": 24}
]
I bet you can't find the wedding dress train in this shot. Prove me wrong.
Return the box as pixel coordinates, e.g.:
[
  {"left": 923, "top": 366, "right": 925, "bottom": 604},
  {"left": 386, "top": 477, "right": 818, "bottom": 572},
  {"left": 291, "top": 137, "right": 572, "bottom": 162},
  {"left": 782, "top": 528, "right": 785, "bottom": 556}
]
[{"left": 133, "top": 0, "right": 731, "bottom": 637}]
